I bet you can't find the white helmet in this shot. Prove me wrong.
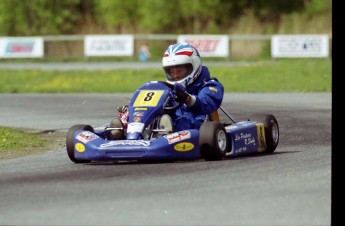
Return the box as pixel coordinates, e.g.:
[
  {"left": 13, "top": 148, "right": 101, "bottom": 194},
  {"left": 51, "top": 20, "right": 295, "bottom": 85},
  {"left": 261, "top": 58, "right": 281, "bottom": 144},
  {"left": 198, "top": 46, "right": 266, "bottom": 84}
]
[{"left": 162, "top": 43, "right": 202, "bottom": 87}]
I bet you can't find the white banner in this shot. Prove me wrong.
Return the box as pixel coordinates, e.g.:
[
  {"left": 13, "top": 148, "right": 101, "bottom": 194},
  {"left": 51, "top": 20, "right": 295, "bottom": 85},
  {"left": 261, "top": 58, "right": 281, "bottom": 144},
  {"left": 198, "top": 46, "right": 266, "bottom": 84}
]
[
  {"left": 177, "top": 35, "right": 229, "bottom": 57},
  {"left": 84, "top": 35, "right": 134, "bottom": 56},
  {"left": 0, "top": 37, "right": 44, "bottom": 58},
  {"left": 271, "top": 34, "right": 329, "bottom": 58}
]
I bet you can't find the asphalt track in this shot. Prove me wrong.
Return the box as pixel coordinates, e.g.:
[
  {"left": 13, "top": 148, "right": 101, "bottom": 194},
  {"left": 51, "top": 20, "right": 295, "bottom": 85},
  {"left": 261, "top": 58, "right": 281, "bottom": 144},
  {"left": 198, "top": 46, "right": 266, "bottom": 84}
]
[{"left": 0, "top": 90, "right": 331, "bottom": 226}]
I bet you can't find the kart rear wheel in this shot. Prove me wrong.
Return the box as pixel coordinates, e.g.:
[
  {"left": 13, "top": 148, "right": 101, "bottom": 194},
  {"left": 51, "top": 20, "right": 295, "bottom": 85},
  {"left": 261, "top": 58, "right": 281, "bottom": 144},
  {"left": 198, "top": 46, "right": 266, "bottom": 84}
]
[
  {"left": 66, "top": 124, "right": 94, "bottom": 163},
  {"left": 263, "top": 114, "right": 279, "bottom": 153},
  {"left": 199, "top": 121, "right": 228, "bottom": 161}
]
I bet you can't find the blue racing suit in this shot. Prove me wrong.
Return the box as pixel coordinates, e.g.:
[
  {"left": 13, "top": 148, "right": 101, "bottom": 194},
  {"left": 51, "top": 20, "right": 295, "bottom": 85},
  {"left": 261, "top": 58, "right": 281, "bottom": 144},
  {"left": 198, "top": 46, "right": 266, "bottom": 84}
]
[{"left": 171, "top": 66, "right": 224, "bottom": 131}]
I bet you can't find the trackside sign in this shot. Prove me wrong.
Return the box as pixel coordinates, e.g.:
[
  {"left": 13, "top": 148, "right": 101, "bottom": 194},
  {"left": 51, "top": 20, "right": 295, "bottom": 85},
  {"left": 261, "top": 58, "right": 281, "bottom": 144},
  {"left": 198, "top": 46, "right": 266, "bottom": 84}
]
[
  {"left": 84, "top": 35, "right": 134, "bottom": 56},
  {"left": 177, "top": 35, "right": 229, "bottom": 57},
  {"left": 271, "top": 34, "right": 329, "bottom": 58},
  {"left": 0, "top": 37, "right": 44, "bottom": 58}
]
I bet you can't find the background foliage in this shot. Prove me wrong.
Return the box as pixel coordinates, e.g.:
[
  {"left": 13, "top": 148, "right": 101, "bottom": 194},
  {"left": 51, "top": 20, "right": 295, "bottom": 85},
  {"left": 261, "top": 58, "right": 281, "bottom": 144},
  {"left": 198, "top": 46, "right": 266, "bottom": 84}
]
[{"left": 0, "top": 0, "right": 332, "bottom": 36}]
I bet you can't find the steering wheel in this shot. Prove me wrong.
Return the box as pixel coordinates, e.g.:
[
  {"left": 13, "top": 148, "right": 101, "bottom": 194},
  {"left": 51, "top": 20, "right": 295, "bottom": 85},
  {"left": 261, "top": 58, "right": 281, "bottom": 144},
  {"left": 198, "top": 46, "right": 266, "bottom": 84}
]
[{"left": 159, "top": 81, "right": 184, "bottom": 112}]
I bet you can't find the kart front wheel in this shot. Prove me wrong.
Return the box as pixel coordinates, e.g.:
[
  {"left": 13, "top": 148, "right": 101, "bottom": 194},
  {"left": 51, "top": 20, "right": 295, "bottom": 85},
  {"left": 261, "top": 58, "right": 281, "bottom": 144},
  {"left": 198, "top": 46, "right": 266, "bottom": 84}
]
[
  {"left": 66, "top": 124, "right": 94, "bottom": 163},
  {"left": 199, "top": 121, "right": 228, "bottom": 161}
]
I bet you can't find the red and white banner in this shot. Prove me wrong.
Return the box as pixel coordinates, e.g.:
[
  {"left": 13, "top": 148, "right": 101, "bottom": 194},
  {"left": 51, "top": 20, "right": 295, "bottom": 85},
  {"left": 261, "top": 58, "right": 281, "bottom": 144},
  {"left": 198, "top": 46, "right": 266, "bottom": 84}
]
[
  {"left": 84, "top": 35, "right": 134, "bottom": 57},
  {"left": 271, "top": 34, "right": 329, "bottom": 58},
  {"left": 0, "top": 37, "right": 44, "bottom": 58},
  {"left": 177, "top": 35, "right": 229, "bottom": 57}
]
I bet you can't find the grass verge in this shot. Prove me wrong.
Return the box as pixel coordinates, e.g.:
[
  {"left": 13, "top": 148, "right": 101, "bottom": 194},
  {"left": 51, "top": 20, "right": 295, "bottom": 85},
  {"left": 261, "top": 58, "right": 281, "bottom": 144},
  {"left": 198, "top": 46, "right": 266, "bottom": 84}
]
[
  {"left": 0, "top": 59, "right": 332, "bottom": 93},
  {"left": 0, "top": 127, "right": 66, "bottom": 160}
]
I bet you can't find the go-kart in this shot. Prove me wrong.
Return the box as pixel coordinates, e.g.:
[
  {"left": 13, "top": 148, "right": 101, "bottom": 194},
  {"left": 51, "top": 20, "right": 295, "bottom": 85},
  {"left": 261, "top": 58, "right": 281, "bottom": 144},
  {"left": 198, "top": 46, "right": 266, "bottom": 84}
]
[{"left": 66, "top": 81, "right": 279, "bottom": 163}]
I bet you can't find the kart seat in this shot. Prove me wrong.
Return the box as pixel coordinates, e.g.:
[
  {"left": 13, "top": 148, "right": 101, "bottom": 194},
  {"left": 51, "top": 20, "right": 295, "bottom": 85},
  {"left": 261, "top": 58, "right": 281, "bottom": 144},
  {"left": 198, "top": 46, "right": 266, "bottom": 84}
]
[{"left": 207, "top": 110, "right": 220, "bottom": 122}]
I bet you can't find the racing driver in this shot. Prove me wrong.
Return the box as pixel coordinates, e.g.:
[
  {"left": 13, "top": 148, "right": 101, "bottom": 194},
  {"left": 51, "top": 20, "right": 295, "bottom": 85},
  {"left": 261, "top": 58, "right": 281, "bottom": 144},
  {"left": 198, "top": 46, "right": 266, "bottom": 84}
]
[{"left": 110, "top": 42, "right": 224, "bottom": 138}]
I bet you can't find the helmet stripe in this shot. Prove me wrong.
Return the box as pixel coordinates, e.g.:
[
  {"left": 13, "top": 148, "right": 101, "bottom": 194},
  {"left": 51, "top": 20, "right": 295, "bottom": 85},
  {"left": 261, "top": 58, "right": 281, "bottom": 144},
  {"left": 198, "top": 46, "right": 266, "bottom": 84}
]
[{"left": 175, "top": 51, "right": 193, "bottom": 56}]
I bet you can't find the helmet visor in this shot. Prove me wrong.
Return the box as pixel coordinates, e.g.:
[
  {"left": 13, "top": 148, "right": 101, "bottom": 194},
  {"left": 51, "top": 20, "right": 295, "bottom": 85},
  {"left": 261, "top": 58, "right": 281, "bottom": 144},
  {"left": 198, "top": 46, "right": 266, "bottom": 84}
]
[{"left": 164, "top": 64, "right": 193, "bottom": 82}]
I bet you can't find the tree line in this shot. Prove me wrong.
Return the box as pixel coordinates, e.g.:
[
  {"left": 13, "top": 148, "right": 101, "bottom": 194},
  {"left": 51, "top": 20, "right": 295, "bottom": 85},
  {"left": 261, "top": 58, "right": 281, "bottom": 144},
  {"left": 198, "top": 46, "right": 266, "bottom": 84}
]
[{"left": 0, "top": 0, "right": 331, "bottom": 36}]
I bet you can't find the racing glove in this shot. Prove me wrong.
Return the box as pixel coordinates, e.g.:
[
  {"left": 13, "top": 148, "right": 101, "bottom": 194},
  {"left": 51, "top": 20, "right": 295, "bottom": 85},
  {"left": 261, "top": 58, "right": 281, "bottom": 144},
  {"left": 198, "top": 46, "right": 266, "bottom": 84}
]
[
  {"left": 173, "top": 83, "right": 189, "bottom": 103},
  {"left": 173, "top": 83, "right": 196, "bottom": 106}
]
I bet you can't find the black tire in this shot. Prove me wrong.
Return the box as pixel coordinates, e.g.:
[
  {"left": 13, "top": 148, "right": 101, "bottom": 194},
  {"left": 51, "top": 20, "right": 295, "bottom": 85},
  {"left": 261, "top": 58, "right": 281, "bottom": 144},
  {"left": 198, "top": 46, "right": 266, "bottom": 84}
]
[
  {"left": 109, "top": 118, "right": 125, "bottom": 140},
  {"left": 263, "top": 114, "right": 279, "bottom": 153},
  {"left": 66, "top": 124, "right": 94, "bottom": 163},
  {"left": 199, "top": 121, "right": 228, "bottom": 161}
]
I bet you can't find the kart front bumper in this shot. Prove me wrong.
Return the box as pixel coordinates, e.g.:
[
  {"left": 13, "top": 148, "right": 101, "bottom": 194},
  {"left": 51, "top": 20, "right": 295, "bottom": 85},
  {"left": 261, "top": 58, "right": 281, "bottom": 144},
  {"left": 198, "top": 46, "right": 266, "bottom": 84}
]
[{"left": 73, "top": 129, "right": 201, "bottom": 161}]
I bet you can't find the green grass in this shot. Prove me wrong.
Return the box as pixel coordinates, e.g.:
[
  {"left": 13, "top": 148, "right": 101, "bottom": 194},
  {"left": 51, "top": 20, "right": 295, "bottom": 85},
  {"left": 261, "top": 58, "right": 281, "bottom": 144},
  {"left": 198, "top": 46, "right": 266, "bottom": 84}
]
[
  {"left": 0, "top": 127, "right": 49, "bottom": 159},
  {"left": 0, "top": 59, "right": 332, "bottom": 93},
  {"left": 210, "top": 59, "right": 332, "bottom": 92}
]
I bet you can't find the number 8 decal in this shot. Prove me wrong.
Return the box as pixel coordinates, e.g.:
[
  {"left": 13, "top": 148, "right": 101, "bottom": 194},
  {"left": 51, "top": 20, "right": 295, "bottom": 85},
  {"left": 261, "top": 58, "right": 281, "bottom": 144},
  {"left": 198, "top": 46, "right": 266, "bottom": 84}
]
[
  {"left": 144, "top": 92, "right": 155, "bottom": 101},
  {"left": 133, "top": 90, "right": 164, "bottom": 107}
]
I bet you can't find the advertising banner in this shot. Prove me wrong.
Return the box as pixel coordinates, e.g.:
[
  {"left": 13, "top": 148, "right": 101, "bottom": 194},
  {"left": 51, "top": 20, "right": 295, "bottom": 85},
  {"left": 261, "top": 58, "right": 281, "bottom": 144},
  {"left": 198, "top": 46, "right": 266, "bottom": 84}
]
[
  {"left": 271, "top": 34, "right": 329, "bottom": 58},
  {"left": 177, "top": 35, "right": 229, "bottom": 57},
  {"left": 0, "top": 37, "right": 44, "bottom": 58},
  {"left": 84, "top": 35, "right": 134, "bottom": 56}
]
